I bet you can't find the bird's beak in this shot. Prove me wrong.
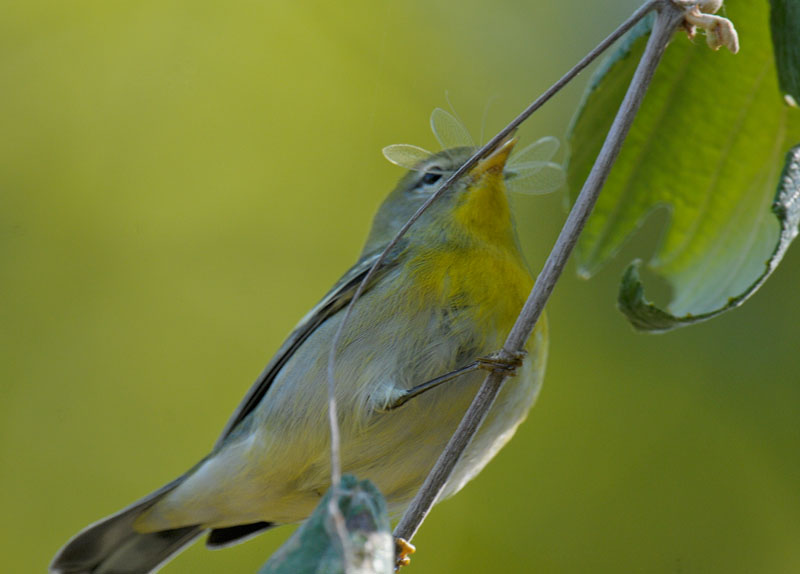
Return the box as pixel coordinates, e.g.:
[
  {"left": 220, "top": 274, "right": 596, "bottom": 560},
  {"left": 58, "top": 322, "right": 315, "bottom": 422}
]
[{"left": 470, "top": 136, "right": 517, "bottom": 178}]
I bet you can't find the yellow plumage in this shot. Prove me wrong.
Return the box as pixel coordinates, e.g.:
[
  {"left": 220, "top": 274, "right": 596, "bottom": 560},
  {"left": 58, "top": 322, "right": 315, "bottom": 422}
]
[{"left": 51, "top": 140, "right": 548, "bottom": 574}]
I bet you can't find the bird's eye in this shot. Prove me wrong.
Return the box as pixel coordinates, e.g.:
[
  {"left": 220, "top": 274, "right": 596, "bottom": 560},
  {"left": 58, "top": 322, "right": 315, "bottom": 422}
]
[{"left": 421, "top": 171, "right": 442, "bottom": 185}]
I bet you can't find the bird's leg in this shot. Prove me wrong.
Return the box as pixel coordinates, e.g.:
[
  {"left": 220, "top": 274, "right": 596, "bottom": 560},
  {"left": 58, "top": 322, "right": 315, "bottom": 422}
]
[
  {"left": 394, "top": 537, "right": 416, "bottom": 570},
  {"left": 382, "top": 350, "right": 527, "bottom": 411},
  {"left": 382, "top": 363, "right": 481, "bottom": 411}
]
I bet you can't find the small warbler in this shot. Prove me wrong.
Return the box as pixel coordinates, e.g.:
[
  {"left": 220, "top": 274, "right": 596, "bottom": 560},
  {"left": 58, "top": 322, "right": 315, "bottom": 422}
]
[{"left": 51, "top": 136, "right": 548, "bottom": 574}]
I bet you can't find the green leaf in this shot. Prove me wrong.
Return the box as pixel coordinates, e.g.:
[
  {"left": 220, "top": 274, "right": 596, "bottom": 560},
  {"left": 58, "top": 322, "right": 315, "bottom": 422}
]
[
  {"left": 619, "top": 144, "right": 800, "bottom": 332},
  {"left": 567, "top": 1, "right": 800, "bottom": 332},
  {"left": 260, "top": 475, "right": 393, "bottom": 574},
  {"left": 770, "top": 0, "right": 800, "bottom": 106}
]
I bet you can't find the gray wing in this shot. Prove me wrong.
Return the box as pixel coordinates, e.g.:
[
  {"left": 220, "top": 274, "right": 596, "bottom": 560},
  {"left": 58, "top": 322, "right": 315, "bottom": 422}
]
[{"left": 213, "top": 248, "right": 400, "bottom": 449}]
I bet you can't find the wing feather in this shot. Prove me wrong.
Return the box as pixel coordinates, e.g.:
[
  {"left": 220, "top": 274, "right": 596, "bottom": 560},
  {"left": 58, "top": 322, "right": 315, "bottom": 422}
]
[{"left": 213, "top": 249, "right": 400, "bottom": 448}]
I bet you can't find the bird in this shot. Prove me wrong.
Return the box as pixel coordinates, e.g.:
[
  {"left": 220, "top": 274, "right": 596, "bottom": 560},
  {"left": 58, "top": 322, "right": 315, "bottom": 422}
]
[{"left": 50, "top": 133, "right": 549, "bottom": 574}]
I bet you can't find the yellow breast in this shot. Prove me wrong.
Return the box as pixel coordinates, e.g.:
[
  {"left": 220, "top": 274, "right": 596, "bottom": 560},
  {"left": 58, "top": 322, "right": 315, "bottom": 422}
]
[{"left": 405, "top": 173, "right": 533, "bottom": 335}]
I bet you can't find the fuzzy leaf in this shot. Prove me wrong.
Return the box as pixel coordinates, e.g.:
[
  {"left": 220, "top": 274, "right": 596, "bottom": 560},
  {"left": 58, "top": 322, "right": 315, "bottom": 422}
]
[{"left": 260, "top": 476, "right": 393, "bottom": 574}]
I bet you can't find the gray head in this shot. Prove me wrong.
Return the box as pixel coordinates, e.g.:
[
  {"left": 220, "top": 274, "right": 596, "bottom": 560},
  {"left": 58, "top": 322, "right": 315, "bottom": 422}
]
[{"left": 361, "top": 141, "right": 518, "bottom": 256}]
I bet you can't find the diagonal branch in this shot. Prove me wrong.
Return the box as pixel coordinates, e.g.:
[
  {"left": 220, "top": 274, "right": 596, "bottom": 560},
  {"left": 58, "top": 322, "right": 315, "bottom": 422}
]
[
  {"left": 393, "top": 0, "right": 688, "bottom": 545},
  {"left": 324, "top": 0, "right": 665, "bottom": 496}
]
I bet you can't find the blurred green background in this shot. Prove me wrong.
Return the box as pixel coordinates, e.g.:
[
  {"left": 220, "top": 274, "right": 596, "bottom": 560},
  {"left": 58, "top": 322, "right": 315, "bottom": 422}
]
[{"left": 3, "top": 1, "right": 799, "bottom": 572}]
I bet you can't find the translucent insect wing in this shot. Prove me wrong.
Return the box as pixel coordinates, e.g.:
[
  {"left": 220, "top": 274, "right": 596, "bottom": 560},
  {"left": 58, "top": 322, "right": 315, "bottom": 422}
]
[
  {"left": 507, "top": 136, "right": 560, "bottom": 166},
  {"left": 430, "top": 108, "right": 474, "bottom": 150},
  {"left": 382, "top": 144, "right": 433, "bottom": 170},
  {"left": 506, "top": 161, "right": 566, "bottom": 195}
]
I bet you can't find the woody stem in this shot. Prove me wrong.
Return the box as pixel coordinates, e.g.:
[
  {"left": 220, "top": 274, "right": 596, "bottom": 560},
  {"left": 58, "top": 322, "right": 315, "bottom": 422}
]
[{"left": 393, "top": 0, "right": 686, "bottom": 546}]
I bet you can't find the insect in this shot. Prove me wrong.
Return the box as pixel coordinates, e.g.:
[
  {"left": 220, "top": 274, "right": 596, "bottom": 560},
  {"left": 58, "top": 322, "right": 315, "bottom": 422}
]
[{"left": 383, "top": 107, "right": 566, "bottom": 196}]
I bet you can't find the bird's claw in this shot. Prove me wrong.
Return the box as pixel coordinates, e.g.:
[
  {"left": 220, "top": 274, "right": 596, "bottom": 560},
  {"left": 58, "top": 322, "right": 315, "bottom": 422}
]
[{"left": 476, "top": 350, "right": 527, "bottom": 377}]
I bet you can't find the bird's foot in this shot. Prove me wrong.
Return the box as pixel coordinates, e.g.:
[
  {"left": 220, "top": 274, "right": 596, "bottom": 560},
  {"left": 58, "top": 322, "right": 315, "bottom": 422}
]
[{"left": 476, "top": 350, "right": 527, "bottom": 377}]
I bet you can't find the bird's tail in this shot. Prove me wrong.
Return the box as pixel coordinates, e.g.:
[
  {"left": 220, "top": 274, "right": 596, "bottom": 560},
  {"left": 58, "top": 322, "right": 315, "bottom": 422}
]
[{"left": 50, "top": 476, "right": 204, "bottom": 574}]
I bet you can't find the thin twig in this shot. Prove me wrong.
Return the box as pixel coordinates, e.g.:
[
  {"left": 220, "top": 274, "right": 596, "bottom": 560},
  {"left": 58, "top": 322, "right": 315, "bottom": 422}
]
[
  {"left": 324, "top": 0, "right": 661, "bottom": 497},
  {"left": 393, "top": 0, "right": 687, "bottom": 543}
]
